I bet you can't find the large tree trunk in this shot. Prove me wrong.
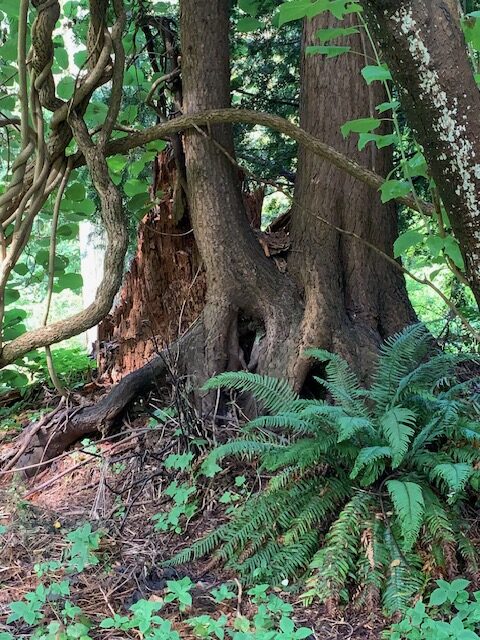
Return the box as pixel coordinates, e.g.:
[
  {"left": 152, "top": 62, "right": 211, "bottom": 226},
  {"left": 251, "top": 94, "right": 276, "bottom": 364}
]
[
  {"left": 180, "top": 0, "right": 304, "bottom": 407},
  {"left": 4, "top": 2, "right": 418, "bottom": 470},
  {"left": 362, "top": 0, "right": 480, "bottom": 307},
  {"left": 287, "top": 12, "right": 416, "bottom": 383}
]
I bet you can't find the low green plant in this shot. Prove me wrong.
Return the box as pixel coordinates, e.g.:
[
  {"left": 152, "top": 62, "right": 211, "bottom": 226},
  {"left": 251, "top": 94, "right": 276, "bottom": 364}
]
[
  {"left": 5, "top": 523, "right": 103, "bottom": 638},
  {"left": 153, "top": 481, "right": 198, "bottom": 533},
  {"left": 386, "top": 579, "right": 480, "bottom": 639},
  {"left": 168, "top": 325, "right": 480, "bottom": 613}
]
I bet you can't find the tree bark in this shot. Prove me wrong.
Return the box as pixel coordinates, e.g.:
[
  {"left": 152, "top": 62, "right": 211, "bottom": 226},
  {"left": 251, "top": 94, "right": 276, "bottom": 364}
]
[
  {"left": 362, "top": 0, "right": 480, "bottom": 306},
  {"left": 98, "top": 150, "right": 206, "bottom": 382},
  {"left": 287, "top": 12, "right": 417, "bottom": 383},
  {"left": 180, "top": 0, "right": 304, "bottom": 405}
]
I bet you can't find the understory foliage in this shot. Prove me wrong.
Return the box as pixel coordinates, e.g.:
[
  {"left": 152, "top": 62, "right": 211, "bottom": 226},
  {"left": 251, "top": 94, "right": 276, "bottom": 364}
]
[{"left": 169, "top": 325, "right": 480, "bottom": 614}]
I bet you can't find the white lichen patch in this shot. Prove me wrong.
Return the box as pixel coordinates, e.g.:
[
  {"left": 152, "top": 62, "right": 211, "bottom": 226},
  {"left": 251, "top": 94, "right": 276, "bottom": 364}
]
[{"left": 392, "top": 5, "right": 480, "bottom": 225}]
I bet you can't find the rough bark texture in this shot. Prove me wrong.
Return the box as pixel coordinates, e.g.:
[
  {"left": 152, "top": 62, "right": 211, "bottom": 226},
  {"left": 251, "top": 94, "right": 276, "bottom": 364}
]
[
  {"left": 362, "top": 0, "right": 480, "bottom": 307},
  {"left": 98, "top": 150, "right": 206, "bottom": 382},
  {"left": 98, "top": 150, "right": 267, "bottom": 382},
  {"left": 287, "top": 13, "right": 417, "bottom": 383},
  {"left": 180, "top": 0, "right": 303, "bottom": 403}
]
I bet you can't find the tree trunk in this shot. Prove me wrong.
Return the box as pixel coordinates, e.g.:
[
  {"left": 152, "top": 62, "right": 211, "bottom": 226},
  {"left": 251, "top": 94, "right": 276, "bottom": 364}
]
[
  {"left": 98, "top": 150, "right": 206, "bottom": 382},
  {"left": 180, "top": 0, "right": 304, "bottom": 407},
  {"left": 287, "top": 12, "right": 417, "bottom": 384},
  {"left": 97, "top": 149, "right": 267, "bottom": 383},
  {"left": 4, "top": 2, "right": 420, "bottom": 470},
  {"left": 362, "top": 0, "right": 480, "bottom": 307},
  {"left": 108, "top": 2, "right": 417, "bottom": 393}
]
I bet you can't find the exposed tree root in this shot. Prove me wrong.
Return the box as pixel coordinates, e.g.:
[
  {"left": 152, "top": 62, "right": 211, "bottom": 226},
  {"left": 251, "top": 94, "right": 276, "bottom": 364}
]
[{"left": 2, "top": 322, "right": 205, "bottom": 477}]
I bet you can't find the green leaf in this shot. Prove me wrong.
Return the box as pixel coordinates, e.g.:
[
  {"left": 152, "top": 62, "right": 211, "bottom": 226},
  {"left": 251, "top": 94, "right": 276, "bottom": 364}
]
[
  {"left": 64, "top": 182, "right": 86, "bottom": 201},
  {"left": 54, "top": 46, "right": 69, "bottom": 70},
  {"left": 306, "top": 45, "right": 351, "bottom": 58},
  {"left": 4, "top": 288, "right": 20, "bottom": 306},
  {"left": 357, "top": 133, "right": 397, "bottom": 151},
  {"left": 54, "top": 272, "right": 83, "bottom": 292},
  {"left": 237, "top": 17, "right": 263, "bottom": 32},
  {"left": 340, "top": 117, "right": 381, "bottom": 138},
  {"left": 380, "top": 179, "right": 411, "bottom": 203},
  {"left": 13, "top": 262, "right": 28, "bottom": 276},
  {"left": 393, "top": 230, "right": 424, "bottom": 257},
  {"left": 403, "top": 152, "right": 428, "bottom": 178},
  {"left": 380, "top": 407, "right": 416, "bottom": 468},
  {"left": 3, "top": 322, "right": 26, "bottom": 340},
  {"left": 361, "top": 65, "right": 392, "bottom": 84},
  {"left": 386, "top": 480, "right": 425, "bottom": 551},
  {"left": 443, "top": 236, "right": 465, "bottom": 269},
  {"left": 107, "top": 155, "right": 128, "bottom": 173},
  {"left": 376, "top": 100, "right": 400, "bottom": 114},
  {"left": 315, "top": 26, "right": 359, "bottom": 42},
  {"left": 74, "top": 49, "right": 88, "bottom": 68},
  {"left": 0, "top": 0, "right": 19, "bottom": 18},
  {"left": 57, "top": 76, "right": 75, "bottom": 100},
  {"left": 425, "top": 235, "right": 444, "bottom": 258},
  {"left": 239, "top": 0, "right": 259, "bottom": 16}
]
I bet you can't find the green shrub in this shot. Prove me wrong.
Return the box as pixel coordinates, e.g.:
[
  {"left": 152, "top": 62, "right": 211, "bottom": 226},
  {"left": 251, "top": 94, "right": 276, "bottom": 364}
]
[
  {"left": 386, "top": 579, "right": 480, "bottom": 639},
  {"left": 168, "top": 325, "right": 480, "bottom": 613}
]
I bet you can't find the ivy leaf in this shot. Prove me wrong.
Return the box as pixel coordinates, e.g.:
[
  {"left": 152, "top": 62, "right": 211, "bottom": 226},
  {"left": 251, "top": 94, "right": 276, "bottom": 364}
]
[
  {"left": 237, "top": 16, "right": 263, "bottom": 32},
  {"left": 393, "top": 230, "right": 424, "bottom": 257},
  {"left": 315, "top": 26, "right": 359, "bottom": 42},
  {"left": 376, "top": 100, "right": 400, "bottom": 113},
  {"left": 403, "top": 152, "right": 428, "bottom": 178},
  {"left": 57, "top": 76, "right": 75, "bottom": 100},
  {"left": 425, "top": 235, "right": 444, "bottom": 258},
  {"left": 361, "top": 65, "right": 392, "bottom": 84},
  {"left": 239, "top": 0, "right": 259, "bottom": 16},
  {"left": 54, "top": 273, "right": 83, "bottom": 292},
  {"left": 64, "top": 182, "right": 86, "bottom": 201},
  {"left": 379, "top": 179, "right": 411, "bottom": 203},
  {"left": 357, "top": 133, "right": 397, "bottom": 151},
  {"left": 386, "top": 480, "right": 425, "bottom": 551},
  {"left": 306, "top": 45, "right": 351, "bottom": 58},
  {"left": 4, "top": 288, "right": 20, "bottom": 306},
  {"left": 341, "top": 117, "right": 381, "bottom": 138},
  {"left": 443, "top": 236, "right": 465, "bottom": 269}
]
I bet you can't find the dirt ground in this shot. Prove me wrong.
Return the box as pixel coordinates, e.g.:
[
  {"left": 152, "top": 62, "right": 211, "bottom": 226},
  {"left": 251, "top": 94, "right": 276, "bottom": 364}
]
[{"left": 0, "top": 390, "right": 386, "bottom": 639}]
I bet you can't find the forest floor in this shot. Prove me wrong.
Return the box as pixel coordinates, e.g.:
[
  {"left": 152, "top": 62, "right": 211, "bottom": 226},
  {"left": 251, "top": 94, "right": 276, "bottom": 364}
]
[{"left": 0, "top": 385, "right": 387, "bottom": 639}]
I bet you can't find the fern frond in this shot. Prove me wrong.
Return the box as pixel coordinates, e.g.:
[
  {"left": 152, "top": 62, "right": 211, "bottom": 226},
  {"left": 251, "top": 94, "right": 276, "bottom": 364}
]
[
  {"left": 336, "top": 415, "right": 374, "bottom": 442},
  {"left": 306, "top": 348, "right": 367, "bottom": 416},
  {"left": 383, "top": 527, "right": 423, "bottom": 614},
  {"left": 307, "top": 492, "right": 371, "bottom": 604},
  {"left": 379, "top": 407, "right": 416, "bottom": 468},
  {"left": 284, "top": 478, "right": 352, "bottom": 544},
  {"left": 370, "top": 324, "right": 431, "bottom": 412},
  {"left": 245, "top": 413, "right": 313, "bottom": 435},
  {"left": 202, "top": 371, "right": 298, "bottom": 414},
  {"left": 350, "top": 446, "right": 392, "bottom": 481},
  {"left": 386, "top": 480, "right": 425, "bottom": 551},
  {"left": 201, "top": 439, "right": 279, "bottom": 475},
  {"left": 422, "top": 487, "right": 455, "bottom": 544},
  {"left": 430, "top": 463, "right": 473, "bottom": 503}
]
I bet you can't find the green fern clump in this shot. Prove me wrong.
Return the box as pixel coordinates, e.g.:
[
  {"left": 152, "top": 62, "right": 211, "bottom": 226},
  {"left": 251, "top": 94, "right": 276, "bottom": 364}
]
[{"left": 168, "top": 324, "right": 480, "bottom": 614}]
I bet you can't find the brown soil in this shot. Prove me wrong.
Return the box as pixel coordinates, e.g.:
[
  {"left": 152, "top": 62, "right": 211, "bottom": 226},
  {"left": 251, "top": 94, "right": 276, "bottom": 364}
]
[{"left": 0, "top": 391, "right": 386, "bottom": 639}]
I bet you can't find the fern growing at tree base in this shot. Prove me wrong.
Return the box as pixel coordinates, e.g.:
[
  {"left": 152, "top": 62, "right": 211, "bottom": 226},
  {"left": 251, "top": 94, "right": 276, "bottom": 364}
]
[{"left": 167, "top": 325, "right": 480, "bottom": 614}]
